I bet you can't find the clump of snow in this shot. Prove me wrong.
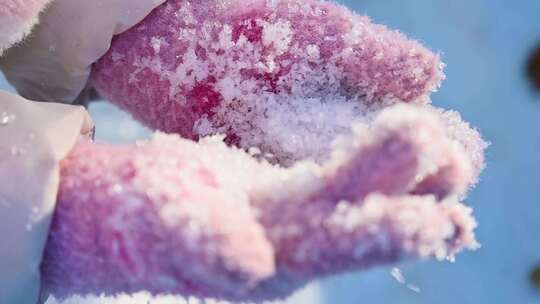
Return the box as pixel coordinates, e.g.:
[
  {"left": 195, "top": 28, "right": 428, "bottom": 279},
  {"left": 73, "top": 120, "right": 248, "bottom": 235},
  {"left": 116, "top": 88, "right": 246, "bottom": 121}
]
[{"left": 261, "top": 19, "right": 293, "bottom": 54}]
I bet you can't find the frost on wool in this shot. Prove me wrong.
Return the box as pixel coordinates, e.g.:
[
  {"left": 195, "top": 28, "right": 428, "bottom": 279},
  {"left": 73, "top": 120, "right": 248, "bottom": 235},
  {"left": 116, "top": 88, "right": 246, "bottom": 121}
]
[
  {"left": 43, "top": 0, "right": 488, "bottom": 301},
  {"left": 42, "top": 105, "right": 484, "bottom": 301},
  {"left": 0, "top": 0, "right": 52, "bottom": 54},
  {"left": 92, "top": 0, "right": 444, "bottom": 165},
  {"left": 41, "top": 138, "right": 276, "bottom": 300}
]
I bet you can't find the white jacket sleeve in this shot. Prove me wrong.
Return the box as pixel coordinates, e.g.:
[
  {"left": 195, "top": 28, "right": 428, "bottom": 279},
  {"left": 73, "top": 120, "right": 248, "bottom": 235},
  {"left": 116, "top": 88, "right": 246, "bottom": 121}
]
[
  {"left": 0, "top": 91, "right": 93, "bottom": 304},
  {"left": 0, "top": 0, "right": 165, "bottom": 104}
]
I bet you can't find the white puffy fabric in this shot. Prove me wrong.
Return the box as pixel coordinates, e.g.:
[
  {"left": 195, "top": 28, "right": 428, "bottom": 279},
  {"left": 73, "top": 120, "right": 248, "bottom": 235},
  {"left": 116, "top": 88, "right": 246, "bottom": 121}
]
[
  {"left": 0, "top": 0, "right": 166, "bottom": 104},
  {"left": 0, "top": 91, "right": 92, "bottom": 304}
]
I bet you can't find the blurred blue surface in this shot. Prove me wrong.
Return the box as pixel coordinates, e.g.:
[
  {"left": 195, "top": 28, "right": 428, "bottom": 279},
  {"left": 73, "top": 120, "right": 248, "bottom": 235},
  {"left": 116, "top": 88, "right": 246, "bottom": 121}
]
[{"left": 2, "top": 0, "right": 540, "bottom": 303}]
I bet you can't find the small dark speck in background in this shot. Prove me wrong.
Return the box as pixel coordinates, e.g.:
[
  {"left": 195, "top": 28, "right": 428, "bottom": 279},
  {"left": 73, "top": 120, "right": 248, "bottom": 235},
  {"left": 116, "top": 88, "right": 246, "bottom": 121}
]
[
  {"left": 530, "top": 264, "right": 540, "bottom": 290},
  {"left": 526, "top": 44, "right": 540, "bottom": 90}
]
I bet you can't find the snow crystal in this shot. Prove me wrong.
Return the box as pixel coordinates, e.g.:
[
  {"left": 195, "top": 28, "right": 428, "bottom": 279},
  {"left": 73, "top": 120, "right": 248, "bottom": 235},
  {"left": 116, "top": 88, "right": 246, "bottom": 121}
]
[
  {"left": 390, "top": 268, "right": 421, "bottom": 293},
  {"left": 0, "top": 111, "right": 16, "bottom": 126},
  {"left": 261, "top": 19, "right": 293, "bottom": 54},
  {"left": 305, "top": 44, "right": 320, "bottom": 61},
  {"left": 390, "top": 268, "right": 405, "bottom": 284}
]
